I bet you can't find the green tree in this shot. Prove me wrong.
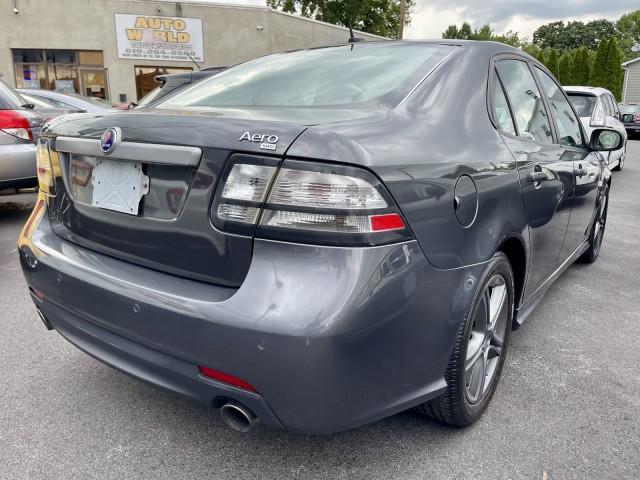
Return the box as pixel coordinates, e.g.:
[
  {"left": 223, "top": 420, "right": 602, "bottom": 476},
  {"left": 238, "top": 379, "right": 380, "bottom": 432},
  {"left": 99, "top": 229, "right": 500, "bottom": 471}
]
[
  {"left": 617, "top": 10, "right": 640, "bottom": 43},
  {"left": 558, "top": 53, "right": 572, "bottom": 84},
  {"left": 442, "top": 24, "right": 460, "bottom": 39},
  {"left": 605, "top": 37, "right": 624, "bottom": 99},
  {"left": 570, "top": 47, "right": 591, "bottom": 85},
  {"left": 532, "top": 19, "right": 616, "bottom": 51},
  {"left": 617, "top": 10, "right": 640, "bottom": 62},
  {"left": 441, "top": 22, "right": 521, "bottom": 46},
  {"left": 544, "top": 49, "right": 560, "bottom": 78},
  {"left": 523, "top": 44, "right": 546, "bottom": 63},
  {"left": 589, "top": 37, "right": 611, "bottom": 88},
  {"left": 266, "top": 0, "right": 414, "bottom": 38}
]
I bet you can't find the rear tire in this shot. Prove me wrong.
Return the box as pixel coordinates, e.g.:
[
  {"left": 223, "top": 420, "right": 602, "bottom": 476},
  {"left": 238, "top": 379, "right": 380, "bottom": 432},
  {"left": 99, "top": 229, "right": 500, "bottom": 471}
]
[
  {"left": 579, "top": 184, "right": 609, "bottom": 263},
  {"left": 417, "top": 252, "right": 514, "bottom": 427}
]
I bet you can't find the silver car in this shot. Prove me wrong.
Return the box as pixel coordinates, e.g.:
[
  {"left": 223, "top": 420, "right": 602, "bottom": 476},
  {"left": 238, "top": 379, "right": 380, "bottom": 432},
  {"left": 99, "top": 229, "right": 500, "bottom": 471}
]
[
  {"left": 0, "top": 81, "right": 43, "bottom": 191},
  {"left": 17, "top": 89, "right": 116, "bottom": 114},
  {"left": 565, "top": 86, "right": 627, "bottom": 171}
]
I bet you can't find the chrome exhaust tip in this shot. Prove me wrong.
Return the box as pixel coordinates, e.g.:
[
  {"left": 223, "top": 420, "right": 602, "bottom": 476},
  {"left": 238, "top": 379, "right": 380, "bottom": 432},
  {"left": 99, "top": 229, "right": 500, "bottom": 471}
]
[{"left": 220, "top": 401, "right": 256, "bottom": 433}]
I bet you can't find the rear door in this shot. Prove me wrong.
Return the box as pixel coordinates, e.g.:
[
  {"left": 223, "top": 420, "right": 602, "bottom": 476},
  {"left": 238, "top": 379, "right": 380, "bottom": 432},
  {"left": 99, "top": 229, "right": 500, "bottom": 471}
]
[
  {"left": 533, "top": 67, "right": 602, "bottom": 260},
  {"left": 494, "top": 58, "right": 574, "bottom": 301}
]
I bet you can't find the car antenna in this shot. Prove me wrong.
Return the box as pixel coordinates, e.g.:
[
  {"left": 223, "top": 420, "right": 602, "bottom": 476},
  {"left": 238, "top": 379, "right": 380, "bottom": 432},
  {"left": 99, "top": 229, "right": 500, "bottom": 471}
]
[
  {"left": 186, "top": 52, "right": 202, "bottom": 71},
  {"left": 348, "top": 25, "right": 363, "bottom": 45}
]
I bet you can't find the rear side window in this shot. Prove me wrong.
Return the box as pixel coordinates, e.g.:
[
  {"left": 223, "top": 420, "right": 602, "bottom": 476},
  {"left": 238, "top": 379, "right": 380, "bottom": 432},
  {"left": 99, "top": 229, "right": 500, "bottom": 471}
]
[
  {"left": 535, "top": 67, "right": 584, "bottom": 148},
  {"left": 606, "top": 94, "right": 619, "bottom": 117},
  {"left": 493, "top": 76, "right": 515, "bottom": 134},
  {"left": 601, "top": 94, "right": 614, "bottom": 116},
  {"left": 496, "top": 60, "right": 553, "bottom": 145},
  {"left": 567, "top": 93, "right": 597, "bottom": 117}
]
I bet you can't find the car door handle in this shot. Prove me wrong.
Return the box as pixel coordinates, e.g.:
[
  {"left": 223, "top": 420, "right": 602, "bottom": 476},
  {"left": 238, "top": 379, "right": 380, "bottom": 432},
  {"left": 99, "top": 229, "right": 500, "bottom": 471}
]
[{"left": 529, "top": 166, "right": 547, "bottom": 184}]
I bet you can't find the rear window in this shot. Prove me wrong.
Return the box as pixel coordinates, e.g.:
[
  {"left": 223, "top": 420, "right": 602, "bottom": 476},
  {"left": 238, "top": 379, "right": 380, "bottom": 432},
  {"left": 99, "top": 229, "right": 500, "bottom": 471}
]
[
  {"left": 0, "top": 80, "right": 25, "bottom": 109},
  {"left": 160, "top": 43, "right": 455, "bottom": 109},
  {"left": 619, "top": 104, "right": 639, "bottom": 114},
  {"left": 567, "top": 93, "right": 597, "bottom": 117}
]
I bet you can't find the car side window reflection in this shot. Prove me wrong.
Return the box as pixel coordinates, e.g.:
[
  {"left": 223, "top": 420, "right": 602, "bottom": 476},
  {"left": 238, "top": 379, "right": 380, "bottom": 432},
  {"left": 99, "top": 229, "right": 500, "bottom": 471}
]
[
  {"left": 534, "top": 67, "right": 585, "bottom": 149},
  {"left": 496, "top": 60, "right": 553, "bottom": 145},
  {"left": 493, "top": 77, "right": 515, "bottom": 135}
]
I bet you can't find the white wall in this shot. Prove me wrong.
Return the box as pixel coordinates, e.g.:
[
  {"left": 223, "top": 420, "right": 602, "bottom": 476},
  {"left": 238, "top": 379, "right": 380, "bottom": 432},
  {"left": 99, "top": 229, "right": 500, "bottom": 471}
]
[{"left": 622, "top": 61, "right": 640, "bottom": 103}]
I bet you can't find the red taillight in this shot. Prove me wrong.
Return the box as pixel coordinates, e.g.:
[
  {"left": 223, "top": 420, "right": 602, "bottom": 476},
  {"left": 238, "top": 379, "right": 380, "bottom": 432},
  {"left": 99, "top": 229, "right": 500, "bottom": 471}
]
[
  {"left": 369, "top": 213, "right": 405, "bottom": 232},
  {"left": 198, "top": 366, "right": 258, "bottom": 393},
  {"left": 0, "top": 110, "right": 33, "bottom": 141}
]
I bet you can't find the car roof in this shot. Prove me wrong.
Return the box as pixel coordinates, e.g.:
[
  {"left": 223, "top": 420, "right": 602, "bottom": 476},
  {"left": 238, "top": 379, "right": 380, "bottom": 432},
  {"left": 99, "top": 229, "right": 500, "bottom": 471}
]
[{"left": 563, "top": 86, "right": 612, "bottom": 96}]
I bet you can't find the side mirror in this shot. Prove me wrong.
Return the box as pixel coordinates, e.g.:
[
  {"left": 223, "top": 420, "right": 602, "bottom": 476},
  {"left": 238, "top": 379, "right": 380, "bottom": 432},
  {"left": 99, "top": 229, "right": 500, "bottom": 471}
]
[{"left": 589, "top": 128, "right": 623, "bottom": 152}]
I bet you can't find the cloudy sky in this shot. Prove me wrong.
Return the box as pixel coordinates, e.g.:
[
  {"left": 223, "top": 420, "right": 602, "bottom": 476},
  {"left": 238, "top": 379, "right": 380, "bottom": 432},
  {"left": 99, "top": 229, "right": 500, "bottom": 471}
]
[{"left": 175, "top": 0, "right": 636, "bottom": 40}]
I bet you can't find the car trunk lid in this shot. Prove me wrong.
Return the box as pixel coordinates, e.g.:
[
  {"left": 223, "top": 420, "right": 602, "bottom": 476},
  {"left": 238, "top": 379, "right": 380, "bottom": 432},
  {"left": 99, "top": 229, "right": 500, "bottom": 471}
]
[{"left": 46, "top": 110, "right": 306, "bottom": 286}]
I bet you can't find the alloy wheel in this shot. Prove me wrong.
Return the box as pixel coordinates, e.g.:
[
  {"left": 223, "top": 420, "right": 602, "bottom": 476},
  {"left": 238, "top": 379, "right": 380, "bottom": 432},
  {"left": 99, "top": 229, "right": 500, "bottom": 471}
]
[
  {"left": 592, "top": 189, "right": 608, "bottom": 255},
  {"left": 464, "top": 274, "right": 509, "bottom": 405}
]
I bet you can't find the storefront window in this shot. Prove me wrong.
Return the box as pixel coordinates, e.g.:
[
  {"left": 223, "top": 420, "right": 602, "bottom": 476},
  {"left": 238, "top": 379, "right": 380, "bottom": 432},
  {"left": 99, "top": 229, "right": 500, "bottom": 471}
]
[
  {"left": 48, "top": 64, "right": 78, "bottom": 93},
  {"left": 12, "top": 49, "right": 109, "bottom": 100}
]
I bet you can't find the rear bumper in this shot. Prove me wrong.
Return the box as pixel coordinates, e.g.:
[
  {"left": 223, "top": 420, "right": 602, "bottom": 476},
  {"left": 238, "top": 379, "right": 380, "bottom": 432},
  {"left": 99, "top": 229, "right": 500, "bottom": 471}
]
[
  {"left": 0, "top": 142, "right": 37, "bottom": 186},
  {"left": 20, "top": 203, "right": 485, "bottom": 433},
  {"left": 624, "top": 124, "right": 640, "bottom": 132}
]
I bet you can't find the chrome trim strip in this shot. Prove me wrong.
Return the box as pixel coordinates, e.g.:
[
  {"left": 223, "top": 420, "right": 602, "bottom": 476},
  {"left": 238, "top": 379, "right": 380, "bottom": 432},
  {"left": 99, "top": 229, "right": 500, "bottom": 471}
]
[{"left": 55, "top": 137, "right": 202, "bottom": 167}]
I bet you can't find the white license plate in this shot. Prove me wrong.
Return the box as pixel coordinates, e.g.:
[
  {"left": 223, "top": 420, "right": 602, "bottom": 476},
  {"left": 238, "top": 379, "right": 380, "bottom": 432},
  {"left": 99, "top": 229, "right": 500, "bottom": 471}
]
[{"left": 91, "top": 159, "right": 150, "bottom": 215}]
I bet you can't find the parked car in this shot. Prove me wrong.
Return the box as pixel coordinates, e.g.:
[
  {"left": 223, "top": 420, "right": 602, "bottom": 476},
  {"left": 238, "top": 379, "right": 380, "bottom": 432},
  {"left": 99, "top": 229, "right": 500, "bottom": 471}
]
[
  {"left": 19, "top": 41, "right": 623, "bottom": 434},
  {"left": 17, "top": 89, "right": 116, "bottom": 113},
  {"left": 619, "top": 103, "right": 640, "bottom": 139},
  {"left": 565, "top": 86, "right": 627, "bottom": 170},
  {"left": 19, "top": 91, "right": 84, "bottom": 121},
  {"left": 129, "top": 66, "right": 226, "bottom": 109},
  {"left": 0, "top": 80, "right": 44, "bottom": 191}
]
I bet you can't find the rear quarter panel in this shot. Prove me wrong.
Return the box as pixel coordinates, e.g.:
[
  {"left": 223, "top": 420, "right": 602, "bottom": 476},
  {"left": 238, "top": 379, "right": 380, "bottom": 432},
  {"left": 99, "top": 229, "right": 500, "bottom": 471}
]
[{"left": 287, "top": 44, "right": 529, "bottom": 272}]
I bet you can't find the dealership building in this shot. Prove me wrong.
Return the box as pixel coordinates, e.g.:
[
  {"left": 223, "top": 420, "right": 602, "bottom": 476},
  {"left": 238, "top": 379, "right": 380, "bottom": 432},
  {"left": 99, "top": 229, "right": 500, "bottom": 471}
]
[{"left": 0, "top": 0, "right": 380, "bottom": 103}]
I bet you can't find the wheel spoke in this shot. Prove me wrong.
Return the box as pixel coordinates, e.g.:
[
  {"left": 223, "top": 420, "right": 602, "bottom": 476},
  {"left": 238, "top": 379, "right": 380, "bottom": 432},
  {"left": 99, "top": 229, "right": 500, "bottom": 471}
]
[
  {"left": 464, "top": 273, "right": 510, "bottom": 405},
  {"left": 488, "top": 283, "right": 506, "bottom": 328},
  {"left": 465, "top": 350, "right": 486, "bottom": 402}
]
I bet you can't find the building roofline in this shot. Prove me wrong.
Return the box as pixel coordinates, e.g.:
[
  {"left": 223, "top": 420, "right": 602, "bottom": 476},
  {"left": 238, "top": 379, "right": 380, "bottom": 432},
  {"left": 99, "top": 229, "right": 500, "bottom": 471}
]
[
  {"left": 622, "top": 56, "right": 640, "bottom": 67},
  {"left": 117, "top": 0, "right": 384, "bottom": 39}
]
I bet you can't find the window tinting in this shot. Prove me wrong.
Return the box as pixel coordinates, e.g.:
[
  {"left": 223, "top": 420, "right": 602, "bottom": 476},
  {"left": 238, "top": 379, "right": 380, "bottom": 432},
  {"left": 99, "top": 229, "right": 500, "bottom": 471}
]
[
  {"left": 567, "top": 93, "right": 597, "bottom": 117},
  {"left": 493, "top": 75, "right": 515, "bottom": 134},
  {"left": 496, "top": 60, "right": 553, "bottom": 144},
  {"left": 535, "top": 67, "right": 584, "bottom": 148},
  {"left": 162, "top": 43, "right": 455, "bottom": 109}
]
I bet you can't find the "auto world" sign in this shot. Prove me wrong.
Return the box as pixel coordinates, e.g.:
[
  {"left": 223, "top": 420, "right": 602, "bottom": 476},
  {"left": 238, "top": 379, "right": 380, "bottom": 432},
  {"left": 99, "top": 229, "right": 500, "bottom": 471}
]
[{"left": 114, "top": 14, "right": 204, "bottom": 62}]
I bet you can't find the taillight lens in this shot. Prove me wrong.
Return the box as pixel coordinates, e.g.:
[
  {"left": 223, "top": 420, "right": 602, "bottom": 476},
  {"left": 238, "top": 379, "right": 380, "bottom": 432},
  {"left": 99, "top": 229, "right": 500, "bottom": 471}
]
[
  {"left": 0, "top": 110, "right": 33, "bottom": 141},
  {"left": 36, "top": 137, "right": 58, "bottom": 196},
  {"left": 212, "top": 158, "right": 411, "bottom": 246}
]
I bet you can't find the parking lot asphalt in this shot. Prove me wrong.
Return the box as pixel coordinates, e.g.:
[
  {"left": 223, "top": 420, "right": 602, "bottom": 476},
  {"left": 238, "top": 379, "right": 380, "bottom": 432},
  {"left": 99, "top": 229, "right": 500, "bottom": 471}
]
[{"left": 1, "top": 141, "right": 640, "bottom": 480}]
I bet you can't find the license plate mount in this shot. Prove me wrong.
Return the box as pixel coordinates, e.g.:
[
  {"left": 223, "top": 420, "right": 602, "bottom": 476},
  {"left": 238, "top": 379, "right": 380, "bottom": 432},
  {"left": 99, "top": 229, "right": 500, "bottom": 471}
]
[{"left": 91, "top": 158, "right": 150, "bottom": 215}]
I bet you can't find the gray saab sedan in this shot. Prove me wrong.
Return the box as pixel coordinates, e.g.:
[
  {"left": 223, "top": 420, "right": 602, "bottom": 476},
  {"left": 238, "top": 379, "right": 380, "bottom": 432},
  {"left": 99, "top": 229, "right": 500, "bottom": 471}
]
[{"left": 19, "top": 41, "right": 622, "bottom": 434}]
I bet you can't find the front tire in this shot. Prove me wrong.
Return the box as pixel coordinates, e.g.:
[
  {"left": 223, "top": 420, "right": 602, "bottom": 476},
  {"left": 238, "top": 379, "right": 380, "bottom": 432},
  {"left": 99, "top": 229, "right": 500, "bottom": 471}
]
[
  {"left": 579, "top": 184, "right": 609, "bottom": 263},
  {"left": 612, "top": 152, "right": 624, "bottom": 171},
  {"left": 418, "top": 252, "right": 514, "bottom": 427}
]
